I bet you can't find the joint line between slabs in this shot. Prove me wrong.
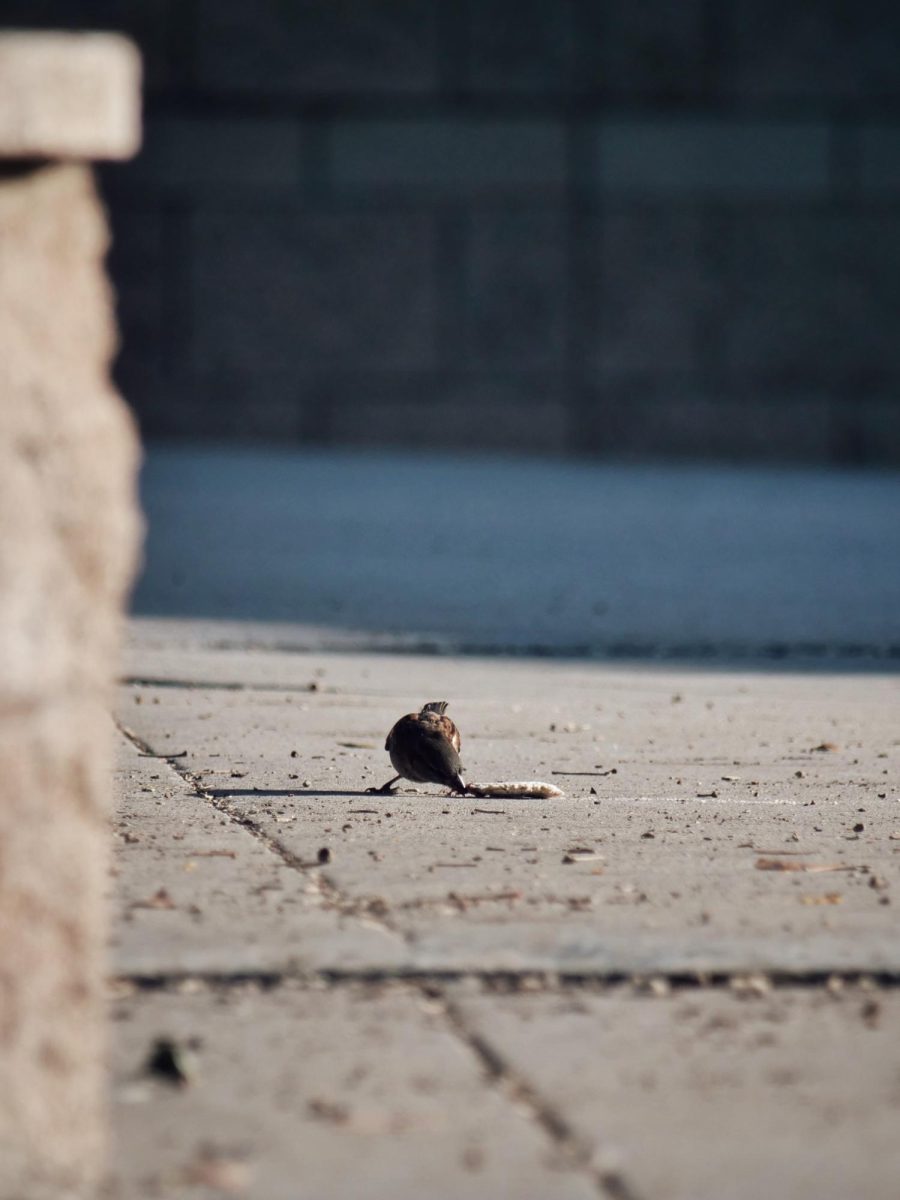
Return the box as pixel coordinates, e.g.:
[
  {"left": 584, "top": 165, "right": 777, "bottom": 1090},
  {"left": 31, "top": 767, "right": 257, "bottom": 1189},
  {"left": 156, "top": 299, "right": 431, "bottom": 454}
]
[
  {"left": 114, "top": 967, "right": 900, "bottom": 993},
  {"left": 114, "top": 720, "right": 406, "bottom": 946},
  {"left": 433, "top": 986, "right": 644, "bottom": 1200}
]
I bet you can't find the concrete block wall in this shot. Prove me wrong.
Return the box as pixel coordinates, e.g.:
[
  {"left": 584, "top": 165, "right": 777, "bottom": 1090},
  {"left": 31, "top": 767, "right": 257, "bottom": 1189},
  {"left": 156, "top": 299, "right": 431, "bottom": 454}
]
[{"left": 9, "top": 1, "right": 900, "bottom": 463}]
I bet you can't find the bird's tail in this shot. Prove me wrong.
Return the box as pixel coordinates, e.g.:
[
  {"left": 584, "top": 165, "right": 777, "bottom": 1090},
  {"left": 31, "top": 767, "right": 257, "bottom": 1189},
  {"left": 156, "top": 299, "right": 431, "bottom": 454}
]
[{"left": 421, "top": 700, "right": 449, "bottom": 715}]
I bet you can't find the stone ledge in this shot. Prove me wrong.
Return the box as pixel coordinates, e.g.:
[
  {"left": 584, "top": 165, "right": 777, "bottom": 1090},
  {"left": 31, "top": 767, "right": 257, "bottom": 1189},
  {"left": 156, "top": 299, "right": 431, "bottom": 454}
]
[{"left": 0, "top": 32, "right": 140, "bottom": 161}]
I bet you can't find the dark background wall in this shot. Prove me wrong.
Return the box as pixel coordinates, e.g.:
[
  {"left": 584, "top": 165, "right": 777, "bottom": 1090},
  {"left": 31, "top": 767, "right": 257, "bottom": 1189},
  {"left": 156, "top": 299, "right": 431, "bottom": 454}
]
[{"left": 6, "top": 1, "right": 900, "bottom": 463}]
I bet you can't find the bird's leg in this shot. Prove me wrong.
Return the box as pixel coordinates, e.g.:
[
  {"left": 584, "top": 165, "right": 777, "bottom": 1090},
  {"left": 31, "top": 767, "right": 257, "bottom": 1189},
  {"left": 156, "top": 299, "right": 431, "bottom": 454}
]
[{"left": 366, "top": 776, "right": 400, "bottom": 795}]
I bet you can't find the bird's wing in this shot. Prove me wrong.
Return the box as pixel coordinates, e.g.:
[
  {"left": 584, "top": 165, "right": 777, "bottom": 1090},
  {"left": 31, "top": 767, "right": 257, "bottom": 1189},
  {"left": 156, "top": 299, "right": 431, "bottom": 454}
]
[{"left": 408, "top": 724, "right": 463, "bottom": 782}]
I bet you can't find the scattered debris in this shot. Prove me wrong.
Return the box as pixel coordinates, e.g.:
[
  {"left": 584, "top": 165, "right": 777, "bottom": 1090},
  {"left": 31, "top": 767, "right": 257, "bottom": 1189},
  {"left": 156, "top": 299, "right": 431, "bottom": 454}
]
[
  {"left": 861, "top": 999, "right": 881, "bottom": 1029},
  {"left": 348, "top": 808, "right": 379, "bottom": 814},
  {"left": 750, "top": 849, "right": 813, "bottom": 856},
  {"left": 632, "top": 976, "right": 670, "bottom": 997},
  {"left": 812, "top": 742, "right": 838, "bottom": 752},
  {"left": 182, "top": 1149, "right": 252, "bottom": 1193},
  {"left": 138, "top": 750, "right": 187, "bottom": 759},
  {"left": 800, "top": 893, "right": 843, "bottom": 905},
  {"left": 551, "top": 769, "right": 616, "bottom": 777},
  {"left": 317, "top": 847, "right": 331, "bottom": 864},
  {"left": 755, "top": 859, "right": 859, "bottom": 873},
  {"left": 307, "top": 1098, "right": 350, "bottom": 1124},
  {"left": 562, "top": 848, "right": 603, "bottom": 864},
  {"left": 143, "top": 1037, "right": 197, "bottom": 1086},
  {"left": 187, "top": 849, "right": 237, "bottom": 858},
  {"left": 729, "top": 973, "right": 772, "bottom": 998},
  {"left": 447, "top": 890, "right": 522, "bottom": 909},
  {"left": 131, "top": 887, "right": 176, "bottom": 910},
  {"left": 696, "top": 790, "right": 718, "bottom": 798},
  {"left": 853, "top": 822, "right": 865, "bottom": 832},
  {"left": 471, "top": 808, "right": 505, "bottom": 815},
  {"left": 338, "top": 741, "right": 376, "bottom": 750}
]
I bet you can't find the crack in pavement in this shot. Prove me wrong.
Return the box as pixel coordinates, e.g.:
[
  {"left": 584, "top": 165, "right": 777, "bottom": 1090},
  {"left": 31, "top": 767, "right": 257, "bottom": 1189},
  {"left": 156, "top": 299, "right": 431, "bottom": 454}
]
[
  {"left": 428, "top": 985, "right": 645, "bottom": 1200},
  {"left": 112, "top": 968, "right": 900, "bottom": 993},
  {"left": 116, "top": 719, "right": 409, "bottom": 945},
  {"left": 115, "top": 723, "right": 644, "bottom": 1196}
]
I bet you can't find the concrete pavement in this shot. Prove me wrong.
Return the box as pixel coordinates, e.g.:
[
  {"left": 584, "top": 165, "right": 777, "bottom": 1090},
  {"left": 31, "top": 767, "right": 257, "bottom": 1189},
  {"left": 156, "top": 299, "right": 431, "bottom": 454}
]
[{"left": 109, "top": 632, "right": 900, "bottom": 1199}]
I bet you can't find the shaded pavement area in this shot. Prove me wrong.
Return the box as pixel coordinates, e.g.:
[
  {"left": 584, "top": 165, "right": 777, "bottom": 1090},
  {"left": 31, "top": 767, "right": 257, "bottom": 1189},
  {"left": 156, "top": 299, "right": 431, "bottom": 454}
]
[{"left": 134, "top": 445, "right": 900, "bottom": 657}]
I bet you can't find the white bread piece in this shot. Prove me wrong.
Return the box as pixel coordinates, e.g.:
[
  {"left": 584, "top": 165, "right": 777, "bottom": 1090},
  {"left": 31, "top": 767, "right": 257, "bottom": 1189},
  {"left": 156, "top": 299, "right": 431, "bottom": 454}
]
[{"left": 469, "top": 781, "right": 564, "bottom": 799}]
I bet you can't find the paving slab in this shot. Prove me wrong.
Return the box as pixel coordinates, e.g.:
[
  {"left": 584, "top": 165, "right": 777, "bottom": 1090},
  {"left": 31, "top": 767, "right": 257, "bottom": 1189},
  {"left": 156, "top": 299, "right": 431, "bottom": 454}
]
[
  {"left": 109, "top": 982, "right": 597, "bottom": 1200},
  {"left": 450, "top": 982, "right": 900, "bottom": 1200},
  {"left": 111, "top": 729, "right": 406, "bottom": 976},
  {"left": 114, "top": 646, "right": 900, "bottom": 976},
  {"left": 111, "top": 633, "right": 900, "bottom": 1199}
]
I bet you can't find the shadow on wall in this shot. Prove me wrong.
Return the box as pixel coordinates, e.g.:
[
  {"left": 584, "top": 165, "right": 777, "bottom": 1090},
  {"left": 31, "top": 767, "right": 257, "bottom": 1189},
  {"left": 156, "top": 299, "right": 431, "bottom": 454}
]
[
  {"left": 5, "top": 1, "right": 899, "bottom": 463},
  {"left": 133, "top": 445, "right": 900, "bottom": 660}
]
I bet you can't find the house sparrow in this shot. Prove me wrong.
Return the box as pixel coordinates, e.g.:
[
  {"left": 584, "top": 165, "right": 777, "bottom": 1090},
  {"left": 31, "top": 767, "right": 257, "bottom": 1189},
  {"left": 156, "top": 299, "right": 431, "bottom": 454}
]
[{"left": 368, "top": 700, "right": 466, "bottom": 795}]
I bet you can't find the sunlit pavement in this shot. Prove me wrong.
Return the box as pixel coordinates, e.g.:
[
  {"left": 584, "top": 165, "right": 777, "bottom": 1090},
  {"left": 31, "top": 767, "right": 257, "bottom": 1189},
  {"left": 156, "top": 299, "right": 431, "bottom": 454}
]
[{"left": 111, "top": 445, "right": 900, "bottom": 1198}]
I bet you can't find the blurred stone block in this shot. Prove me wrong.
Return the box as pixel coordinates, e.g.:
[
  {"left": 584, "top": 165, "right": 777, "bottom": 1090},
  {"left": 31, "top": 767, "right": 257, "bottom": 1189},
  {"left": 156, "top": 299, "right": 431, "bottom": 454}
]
[
  {"left": 859, "top": 126, "right": 900, "bottom": 194},
  {"left": 578, "top": 0, "right": 708, "bottom": 99},
  {"left": 128, "top": 116, "right": 305, "bottom": 193},
  {"left": 331, "top": 119, "right": 566, "bottom": 193},
  {"left": 462, "top": 0, "right": 576, "bottom": 93},
  {"left": 581, "top": 209, "right": 714, "bottom": 374},
  {"left": 0, "top": 32, "right": 140, "bottom": 159},
  {"left": 574, "top": 383, "right": 836, "bottom": 462},
  {"left": 592, "top": 118, "right": 829, "bottom": 196},
  {"left": 461, "top": 210, "right": 567, "bottom": 368},
  {"left": 723, "top": 212, "right": 900, "bottom": 380},
  {"left": 191, "top": 210, "right": 437, "bottom": 371},
  {"left": 727, "top": 0, "right": 900, "bottom": 101},
  {"left": 0, "top": 160, "right": 140, "bottom": 1200},
  {"left": 0, "top": 0, "right": 172, "bottom": 91},
  {"left": 196, "top": 0, "right": 437, "bottom": 94}
]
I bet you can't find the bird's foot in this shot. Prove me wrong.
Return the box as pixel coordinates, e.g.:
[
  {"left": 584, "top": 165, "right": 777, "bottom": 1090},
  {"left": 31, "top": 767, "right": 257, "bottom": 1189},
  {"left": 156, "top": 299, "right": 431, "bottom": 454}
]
[{"left": 366, "top": 782, "right": 398, "bottom": 795}]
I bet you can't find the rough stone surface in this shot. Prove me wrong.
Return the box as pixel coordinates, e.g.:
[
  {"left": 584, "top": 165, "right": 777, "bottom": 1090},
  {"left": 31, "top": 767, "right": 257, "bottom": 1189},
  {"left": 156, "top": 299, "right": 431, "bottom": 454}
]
[
  {"left": 0, "top": 33, "right": 140, "bottom": 160},
  {"left": 0, "top": 161, "right": 140, "bottom": 1196}
]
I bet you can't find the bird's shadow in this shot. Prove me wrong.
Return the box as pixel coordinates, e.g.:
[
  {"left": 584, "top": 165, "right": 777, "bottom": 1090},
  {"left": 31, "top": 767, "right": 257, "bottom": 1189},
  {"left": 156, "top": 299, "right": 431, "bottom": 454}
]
[{"left": 207, "top": 787, "right": 443, "bottom": 799}]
